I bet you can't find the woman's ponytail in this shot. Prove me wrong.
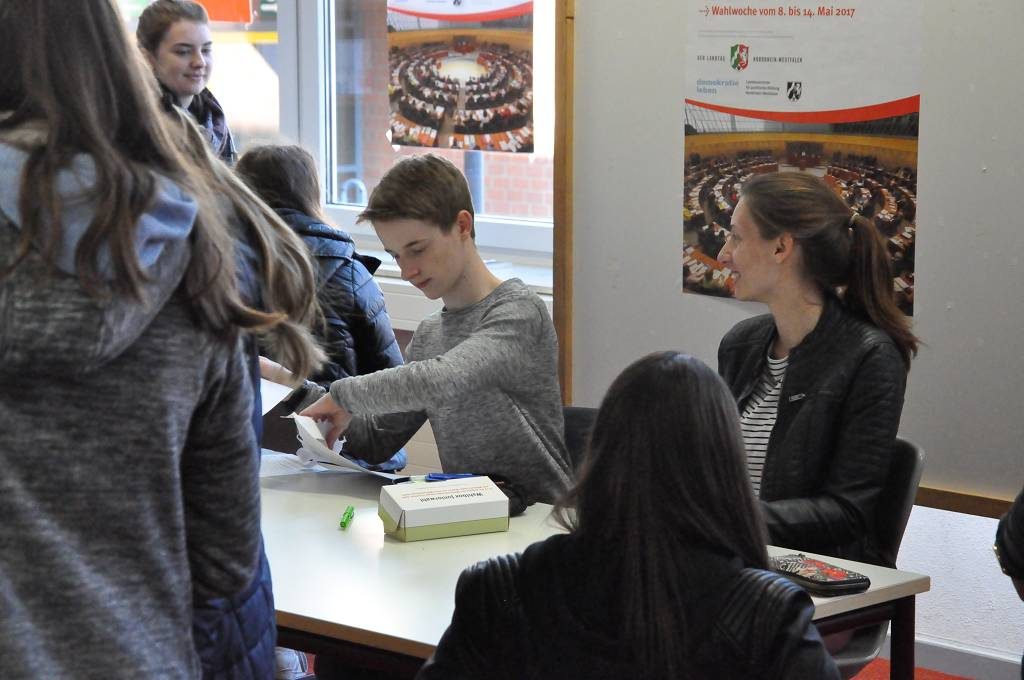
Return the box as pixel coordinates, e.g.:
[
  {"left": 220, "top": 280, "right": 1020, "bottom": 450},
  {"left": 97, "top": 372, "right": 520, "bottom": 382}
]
[
  {"left": 846, "top": 213, "right": 918, "bottom": 368},
  {"left": 741, "top": 173, "right": 920, "bottom": 369}
]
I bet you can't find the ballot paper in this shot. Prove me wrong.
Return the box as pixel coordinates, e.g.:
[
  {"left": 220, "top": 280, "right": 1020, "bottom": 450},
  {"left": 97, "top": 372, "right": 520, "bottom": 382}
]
[
  {"left": 259, "top": 450, "right": 336, "bottom": 477},
  {"left": 286, "top": 414, "right": 400, "bottom": 480},
  {"left": 259, "top": 378, "right": 292, "bottom": 416}
]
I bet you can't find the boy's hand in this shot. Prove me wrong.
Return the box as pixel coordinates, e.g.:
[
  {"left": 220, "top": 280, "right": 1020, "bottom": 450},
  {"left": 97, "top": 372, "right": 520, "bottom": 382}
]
[{"left": 300, "top": 394, "right": 353, "bottom": 449}]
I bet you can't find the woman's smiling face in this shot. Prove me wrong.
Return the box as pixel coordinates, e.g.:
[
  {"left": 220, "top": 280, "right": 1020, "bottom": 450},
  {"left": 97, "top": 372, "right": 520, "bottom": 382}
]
[
  {"left": 147, "top": 20, "right": 212, "bottom": 106},
  {"left": 717, "top": 199, "right": 783, "bottom": 303}
]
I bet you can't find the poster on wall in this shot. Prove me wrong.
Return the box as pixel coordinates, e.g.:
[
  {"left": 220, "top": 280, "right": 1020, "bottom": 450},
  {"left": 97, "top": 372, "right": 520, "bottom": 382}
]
[
  {"left": 683, "top": 1, "right": 921, "bottom": 315},
  {"left": 385, "top": 0, "right": 534, "bottom": 153}
]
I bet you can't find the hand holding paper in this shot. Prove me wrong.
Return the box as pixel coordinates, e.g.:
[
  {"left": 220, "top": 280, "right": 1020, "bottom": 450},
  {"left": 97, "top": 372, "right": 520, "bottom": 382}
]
[
  {"left": 299, "top": 394, "right": 353, "bottom": 448},
  {"left": 288, "top": 414, "right": 365, "bottom": 473},
  {"left": 270, "top": 419, "right": 400, "bottom": 481}
]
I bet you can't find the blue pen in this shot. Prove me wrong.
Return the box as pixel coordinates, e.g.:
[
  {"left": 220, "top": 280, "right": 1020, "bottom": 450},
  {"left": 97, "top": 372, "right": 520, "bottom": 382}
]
[
  {"left": 425, "top": 472, "right": 476, "bottom": 482},
  {"left": 391, "top": 472, "right": 477, "bottom": 484}
]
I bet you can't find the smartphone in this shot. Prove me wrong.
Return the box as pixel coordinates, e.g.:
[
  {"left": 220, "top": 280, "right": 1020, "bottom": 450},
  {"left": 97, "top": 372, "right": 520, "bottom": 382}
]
[{"left": 770, "top": 553, "right": 871, "bottom": 596}]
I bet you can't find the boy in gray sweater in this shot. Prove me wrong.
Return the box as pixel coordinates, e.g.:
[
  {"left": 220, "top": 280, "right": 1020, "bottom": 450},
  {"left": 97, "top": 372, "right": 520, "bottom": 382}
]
[{"left": 300, "top": 154, "right": 570, "bottom": 507}]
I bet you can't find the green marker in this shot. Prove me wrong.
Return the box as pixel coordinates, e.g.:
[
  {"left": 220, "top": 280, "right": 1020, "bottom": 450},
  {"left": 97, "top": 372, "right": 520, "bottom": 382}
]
[{"left": 339, "top": 505, "right": 355, "bottom": 529}]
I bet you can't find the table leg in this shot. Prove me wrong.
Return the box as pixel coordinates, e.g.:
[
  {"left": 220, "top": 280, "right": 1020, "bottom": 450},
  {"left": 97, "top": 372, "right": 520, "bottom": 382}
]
[
  {"left": 889, "top": 595, "right": 916, "bottom": 680},
  {"left": 277, "top": 627, "right": 425, "bottom": 678}
]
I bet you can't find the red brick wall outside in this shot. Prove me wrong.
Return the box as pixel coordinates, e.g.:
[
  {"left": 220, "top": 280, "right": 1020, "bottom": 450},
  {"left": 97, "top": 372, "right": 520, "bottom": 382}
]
[{"left": 340, "top": 1, "right": 552, "bottom": 222}]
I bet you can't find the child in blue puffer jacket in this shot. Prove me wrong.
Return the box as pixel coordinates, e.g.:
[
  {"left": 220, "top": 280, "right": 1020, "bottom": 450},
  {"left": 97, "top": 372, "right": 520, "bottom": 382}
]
[{"left": 237, "top": 145, "right": 407, "bottom": 474}]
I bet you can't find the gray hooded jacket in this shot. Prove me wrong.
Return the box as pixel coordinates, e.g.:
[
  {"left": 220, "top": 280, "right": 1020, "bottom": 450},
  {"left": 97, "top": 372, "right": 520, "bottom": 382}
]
[{"left": 0, "top": 133, "right": 261, "bottom": 679}]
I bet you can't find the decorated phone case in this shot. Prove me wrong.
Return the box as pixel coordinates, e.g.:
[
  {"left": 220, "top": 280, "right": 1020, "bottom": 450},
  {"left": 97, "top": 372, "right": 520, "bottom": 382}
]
[{"left": 770, "top": 553, "right": 871, "bottom": 596}]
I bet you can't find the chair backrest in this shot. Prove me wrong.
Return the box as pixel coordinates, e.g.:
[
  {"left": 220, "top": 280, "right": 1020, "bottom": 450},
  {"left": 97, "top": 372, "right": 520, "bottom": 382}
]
[
  {"left": 562, "top": 406, "right": 598, "bottom": 472},
  {"left": 874, "top": 437, "right": 925, "bottom": 567}
]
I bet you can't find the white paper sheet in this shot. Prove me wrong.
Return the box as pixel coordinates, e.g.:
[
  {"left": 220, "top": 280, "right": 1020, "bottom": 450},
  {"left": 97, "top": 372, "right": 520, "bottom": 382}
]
[
  {"left": 260, "top": 450, "right": 320, "bottom": 477},
  {"left": 259, "top": 449, "right": 367, "bottom": 477},
  {"left": 260, "top": 378, "right": 293, "bottom": 416},
  {"left": 286, "top": 415, "right": 402, "bottom": 481}
]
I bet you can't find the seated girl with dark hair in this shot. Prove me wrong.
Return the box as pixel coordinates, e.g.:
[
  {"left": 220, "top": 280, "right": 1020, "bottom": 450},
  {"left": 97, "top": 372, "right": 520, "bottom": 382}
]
[{"left": 418, "top": 352, "right": 839, "bottom": 680}]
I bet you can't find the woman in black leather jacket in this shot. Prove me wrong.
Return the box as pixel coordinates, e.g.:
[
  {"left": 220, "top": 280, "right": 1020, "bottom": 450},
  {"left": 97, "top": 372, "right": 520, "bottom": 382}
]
[
  {"left": 716, "top": 172, "right": 919, "bottom": 566},
  {"left": 419, "top": 352, "right": 839, "bottom": 680}
]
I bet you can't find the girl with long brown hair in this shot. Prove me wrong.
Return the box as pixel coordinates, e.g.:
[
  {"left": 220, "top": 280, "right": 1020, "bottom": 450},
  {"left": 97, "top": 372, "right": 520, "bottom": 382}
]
[
  {"left": 0, "top": 0, "right": 320, "bottom": 676},
  {"left": 237, "top": 144, "right": 407, "bottom": 473}
]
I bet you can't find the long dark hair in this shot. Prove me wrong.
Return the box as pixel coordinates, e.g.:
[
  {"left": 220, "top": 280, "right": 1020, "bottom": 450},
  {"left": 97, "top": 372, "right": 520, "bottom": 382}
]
[
  {"left": 556, "top": 352, "right": 768, "bottom": 679},
  {"left": 0, "top": 0, "right": 322, "bottom": 381},
  {"left": 236, "top": 145, "right": 327, "bottom": 222},
  {"left": 740, "top": 172, "right": 919, "bottom": 367}
]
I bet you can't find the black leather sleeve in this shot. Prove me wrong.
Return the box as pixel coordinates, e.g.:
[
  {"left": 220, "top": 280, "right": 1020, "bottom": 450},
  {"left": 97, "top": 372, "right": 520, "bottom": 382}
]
[
  {"left": 417, "top": 555, "right": 524, "bottom": 680},
  {"left": 766, "top": 583, "right": 842, "bottom": 680},
  {"left": 717, "top": 569, "right": 840, "bottom": 680},
  {"left": 997, "top": 487, "right": 1024, "bottom": 581},
  {"left": 762, "top": 341, "right": 906, "bottom": 558}
]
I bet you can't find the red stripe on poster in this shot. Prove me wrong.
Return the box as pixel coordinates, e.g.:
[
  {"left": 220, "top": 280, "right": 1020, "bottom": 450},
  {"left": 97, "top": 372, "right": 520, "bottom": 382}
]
[
  {"left": 684, "top": 95, "right": 920, "bottom": 124},
  {"left": 388, "top": 2, "right": 533, "bottom": 23}
]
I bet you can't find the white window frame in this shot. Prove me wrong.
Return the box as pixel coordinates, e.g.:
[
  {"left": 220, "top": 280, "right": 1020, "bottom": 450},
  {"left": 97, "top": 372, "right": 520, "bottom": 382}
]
[{"left": 277, "top": 0, "right": 555, "bottom": 269}]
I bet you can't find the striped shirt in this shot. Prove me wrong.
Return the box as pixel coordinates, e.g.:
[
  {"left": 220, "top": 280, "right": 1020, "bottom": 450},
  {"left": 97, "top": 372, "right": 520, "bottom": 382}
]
[{"left": 740, "top": 354, "right": 789, "bottom": 496}]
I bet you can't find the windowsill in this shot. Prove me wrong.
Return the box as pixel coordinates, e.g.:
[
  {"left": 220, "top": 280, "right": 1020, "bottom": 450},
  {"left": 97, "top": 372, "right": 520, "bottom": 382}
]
[
  {"left": 361, "top": 248, "right": 553, "bottom": 295},
  {"left": 327, "top": 204, "right": 554, "bottom": 285},
  {"left": 346, "top": 229, "right": 553, "bottom": 332}
]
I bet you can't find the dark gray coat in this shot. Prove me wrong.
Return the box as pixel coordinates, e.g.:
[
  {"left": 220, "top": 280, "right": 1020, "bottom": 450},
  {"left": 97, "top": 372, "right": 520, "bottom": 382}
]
[{"left": 0, "top": 221, "right": 260, "bottom": 678}]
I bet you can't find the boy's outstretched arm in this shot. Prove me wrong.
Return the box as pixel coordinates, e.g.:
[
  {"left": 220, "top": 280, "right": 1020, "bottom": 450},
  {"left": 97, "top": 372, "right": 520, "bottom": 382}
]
[{"left": 330, "top": 299, "right": 544, "bottom": 416}]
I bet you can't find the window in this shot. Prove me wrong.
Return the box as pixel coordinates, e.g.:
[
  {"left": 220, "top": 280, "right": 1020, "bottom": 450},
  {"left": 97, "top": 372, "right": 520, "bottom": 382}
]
[
  {"left": 309, "top": 1, "right": 556, "bottom": 270},
  {"left": 121, "top": 1, "right": 556, "bottom": 280}
]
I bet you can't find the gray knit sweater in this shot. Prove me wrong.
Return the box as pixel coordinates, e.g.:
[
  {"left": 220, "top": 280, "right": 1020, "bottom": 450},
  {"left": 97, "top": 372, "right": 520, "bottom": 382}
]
[
  {"left": 332, "top": 279, "right": 571, "bottom": 504},
  {"left": 0, "top": 146, "right": 260, "bottom": 678}
]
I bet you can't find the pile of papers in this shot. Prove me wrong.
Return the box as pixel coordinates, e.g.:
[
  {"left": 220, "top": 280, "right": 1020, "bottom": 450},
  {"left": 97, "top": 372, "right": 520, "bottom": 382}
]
[{"left": 259, "top": 413, "right": 399, "bottom": 481}]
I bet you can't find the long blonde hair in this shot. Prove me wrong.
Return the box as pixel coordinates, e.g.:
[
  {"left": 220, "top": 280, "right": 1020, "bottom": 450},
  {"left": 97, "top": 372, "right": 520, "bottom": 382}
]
[
  {"left": 170, "top": 111, "right": 325, "bottom": 381},
  {"left": 0, "top": 0, "right": 322, "bottom": 383}
]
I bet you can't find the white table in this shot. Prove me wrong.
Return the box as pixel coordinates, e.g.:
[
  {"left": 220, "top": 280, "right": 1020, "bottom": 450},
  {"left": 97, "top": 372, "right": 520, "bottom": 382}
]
[
  {"left": 262, "top": 470, "right": 929, "bottom": 679},
  {"left": 767, "top": 546, "right": 930, "bottom": 680},
  {"left": 261, "top": 470, "right": 561, "bottom": 674}
]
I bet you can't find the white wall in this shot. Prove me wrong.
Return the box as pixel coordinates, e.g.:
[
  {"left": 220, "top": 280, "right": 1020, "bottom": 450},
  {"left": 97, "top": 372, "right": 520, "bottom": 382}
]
[
  {"left": 897, "top": 507, "right": 1022, "bottom": 674},
  {"left": 572, "top": 0, "right": 1024, "bottom": 671},
  {"left": 573, "top": 0, "right": 1024, "bottom": 500}
]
